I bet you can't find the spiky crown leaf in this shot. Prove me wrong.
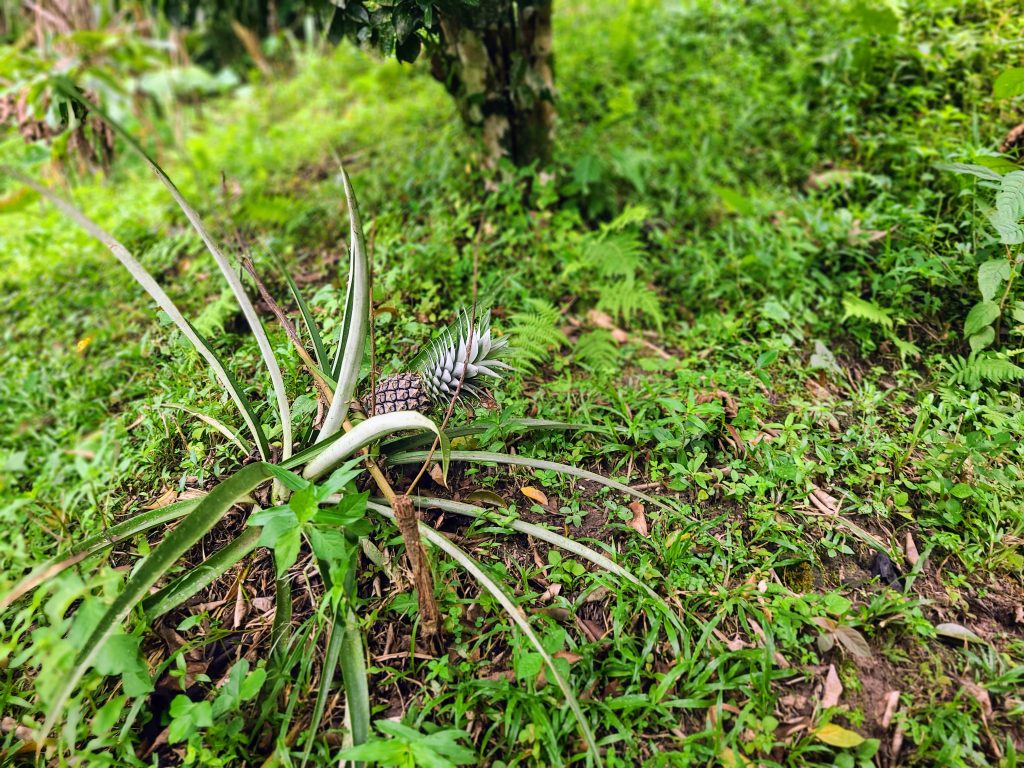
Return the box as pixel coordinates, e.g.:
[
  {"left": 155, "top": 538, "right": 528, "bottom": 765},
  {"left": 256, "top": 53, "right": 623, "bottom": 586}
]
[{"left": 411, "top": 308, "right": 512, "bottom": 404}]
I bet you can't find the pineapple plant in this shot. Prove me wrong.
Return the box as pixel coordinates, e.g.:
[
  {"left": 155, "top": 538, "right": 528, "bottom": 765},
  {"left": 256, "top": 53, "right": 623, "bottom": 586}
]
[
  {"left": 364, "top": 308, "right": 512, "bottom": 414},
  {"left": 4, "top": 86, "right": 676, "bottom": 766}
]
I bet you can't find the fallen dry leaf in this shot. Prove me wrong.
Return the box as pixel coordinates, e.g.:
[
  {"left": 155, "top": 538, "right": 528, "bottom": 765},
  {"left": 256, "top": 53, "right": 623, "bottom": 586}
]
[
  {"left": 587, "top": 309, "right": 630, "bottom": 343},
  {"left": 805, "top": 378, "right": 832, "bottom": 401},
  {"left": 144, "top": 487, "right": 178, "bottom": 510},
  {"left": 961, "top": 680, "right": 993, "bottom": 723},
  {"left": 904, "top": 532, "right": 919, "bottom": 566},
  {"left": 808, "top": 486, "right": 839, "bottom": 515},
  {"left": 834, "top": 625, "right": 872, "bottom": 659},
  {"left": 627, "top": 501, "right": 649, "bottom": 536},
  {"left": 821, "top": 664, "right": 843, "bottom": 709},
  {"left": 696, "top": 388, "right": 739, "bottom": 418},
  {"left": 539, "top": 583, "right": 562, "bottom": 603},
  {"left": 536, "top": 650, "right": 583, "bottom": 688},
  {"left": 935, "top": 622, "right": 985, "bottom": 645},
  {"left": 521, "top": 486, "right": 549, "bottom": 506},
  {"left": 878, "top": 689, "right": 900, "bottom": 729},
  {"left": 815, "top": 723, "right": 864, "bottom": 748},
  {"left": 428, "top": 462, "right": 448, "bottom": 489}
]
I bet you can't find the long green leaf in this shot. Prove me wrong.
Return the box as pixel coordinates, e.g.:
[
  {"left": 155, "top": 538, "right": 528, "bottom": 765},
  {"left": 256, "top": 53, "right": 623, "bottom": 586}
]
[
  {"left": 340, "top": 607, "right": 370, "bottom": 749},
  {"left": 368, "top": 502, "right": 602, "bottom": 767},
  {"left": 271, "top": 575, "right": 294, "bottom": 665},
  {"left": 318, "top": 166, "right": 369, "bottom": 442},
  {"left": 52, "top": 79, "right": 292, "bottom": 462},
  {"left": 275, "top": 253, "right": 332, "bottom": 380},
  {"left": 375, "top": 495, "right": 686, "bottom": 656},
  {"left": 0, "top": 496, "right": 204, "bottom": 611},
  {"left": 0, "top": 166, "right": 269, "bottom": 460},
  {"left": 40, "top": 462, "right": 274, "bottom": 747},
  {"left": 303, "top": 411, "right": 440, "bottom": 480},
  {"left": 388, "top": 449, "right": 669, "bottom": 510},
  {"left": 405, "top": 497, "right": 654, "bottom": 591},
  {"left": 380, "top": 418, "right": 611, "bottom": 454},
  {"left": 160, "top": 403, "right": 251, "bottom": 454},
  {"left": 300, "top": 603, "right": 345, "bottom": 768},
  {"left": 142, "top": 525, "right": 262, "bottom": 618}
]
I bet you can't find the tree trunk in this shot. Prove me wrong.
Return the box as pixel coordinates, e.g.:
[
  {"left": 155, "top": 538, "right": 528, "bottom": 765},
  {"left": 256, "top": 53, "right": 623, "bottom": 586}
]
[{"left": 431, "top": 0, "right": 555, "bottom": 168}]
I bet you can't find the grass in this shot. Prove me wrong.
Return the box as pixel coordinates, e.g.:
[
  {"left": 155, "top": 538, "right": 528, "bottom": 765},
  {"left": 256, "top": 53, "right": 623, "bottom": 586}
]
[{"left": 2, "top": 0, "right": 1024, "bottom": 765}]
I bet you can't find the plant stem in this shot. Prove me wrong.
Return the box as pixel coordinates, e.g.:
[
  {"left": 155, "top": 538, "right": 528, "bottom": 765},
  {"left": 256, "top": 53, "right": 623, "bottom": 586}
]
[{"left": 995, "top": 244, "right": 1020, "bottom": 341}]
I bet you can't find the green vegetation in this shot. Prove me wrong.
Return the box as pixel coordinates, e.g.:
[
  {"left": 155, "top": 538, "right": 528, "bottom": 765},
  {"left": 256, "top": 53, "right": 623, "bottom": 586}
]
[{"left": 2, "top": 1, "right": 1024, "bottom": 766}]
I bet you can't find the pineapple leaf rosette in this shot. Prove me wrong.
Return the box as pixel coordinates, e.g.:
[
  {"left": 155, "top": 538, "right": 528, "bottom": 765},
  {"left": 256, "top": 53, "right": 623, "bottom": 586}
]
[{"left": 365, "top": 308, "right": 512, "bottom": 414}]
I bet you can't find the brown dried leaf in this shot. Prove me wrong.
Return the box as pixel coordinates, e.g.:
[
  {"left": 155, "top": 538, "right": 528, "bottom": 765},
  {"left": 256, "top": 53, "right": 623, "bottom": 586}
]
[
  {"left": 696, "top": 388, "right": 739, "bottom": 418},
  {"left": 904, "top": 532, "right": 919, "bottom": 566},
  {"left": 821, "top": 664, "right": 843, "bottom": 709},
  {"left": 538, "top": 583, "right": 562, "bottom": 603},
  {"left": 428, "top": 462, "right": 447, "bottom": 489},
  {"left": 961, "top": 680, "right": 993, "bottom": 723},
  {"left": 586, "top": 309, "right": 630, "bottom": 343},
  {"left": 521, "top": 486, "right": 549, "bottom": 506},
  {"left": 536, "top": 650, "right": 584, "bottom": 688},
  {"left": 627, "top": 501, "right": 649, "bottom": 537},
  {"left": 878, "top": 690, "right": 900, "bottom": 729},
  {"left": 232, "top": 583, "right": 247, "bottom": 629},
  {"left": 834, "top": 625, "right": 872, "bottom": 659},
  {"left": 144, "top": 487, "right": 179, "bottom": 510},
  {"left": 808, "top": 486, "right": 839, "bottom": 515},
  {"left": 805, "top": 378, "right": 832, "bottom": 401}
]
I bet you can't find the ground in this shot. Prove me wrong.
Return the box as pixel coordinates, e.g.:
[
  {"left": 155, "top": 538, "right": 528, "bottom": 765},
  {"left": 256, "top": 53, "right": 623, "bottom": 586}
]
[{"left": 1, "top": 1, "right": 1023, "bottom": 766}]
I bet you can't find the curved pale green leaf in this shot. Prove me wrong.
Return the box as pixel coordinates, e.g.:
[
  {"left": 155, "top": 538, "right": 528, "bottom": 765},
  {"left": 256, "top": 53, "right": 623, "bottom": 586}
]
[
  {"left": 318, "top": 166, "right": 369, "bottom": 442},
  {"left": 368, "top": 502, "right": 602, "bottom": 767},
  {"left": 300, "top": 604, "right": 346, "bottom": 768},
  {"left": 52, "top": 79, "right": 292, "bottom": 461},
  {"left": 275, "top": 254, "right": 331, "bottom": 378},
  {"left": 160, "top": 403, "right": 250, "bottom": 454},
  {"left": 390, "top": 495, "right": 685, "bottom": 654},
  {"left": 303, "top": 411, "right": 440, "bottom": 480},
  {"left": 340, "top": 607, "right": 370, "bottom": 748},
  {"left": 0, "top": 496, "right": 204, "bottom": 611},
  {"left": 388, "top": 449, "right": 669, "bottom": 510},
  {"left": 40, "top": 462, "right": 274, "bottom": 746},
  {"left": 271, "top": 575, "right": 293, "bottom": 664},
  {"left": 142, "top": 525, "right": 262, "bottom": 618},
  {"left": 0, "top": 166, "right": 269, "bottom": 460}
]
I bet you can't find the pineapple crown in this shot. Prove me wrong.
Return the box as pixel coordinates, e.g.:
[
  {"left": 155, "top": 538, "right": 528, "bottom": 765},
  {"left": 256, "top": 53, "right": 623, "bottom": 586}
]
[{"left": 410, "top": 307, "right": 512, "bottom": 405}]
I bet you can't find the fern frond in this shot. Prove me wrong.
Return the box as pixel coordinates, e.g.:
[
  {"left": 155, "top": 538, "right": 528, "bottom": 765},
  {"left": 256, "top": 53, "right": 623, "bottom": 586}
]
[
  {"left": 584, "top": 232, "right": 644, "bottom": 278},
  {"left": 507, "top": 299, "right": 568, "bottom": 372},
  {"left": 574, "top": 330, "right": 619, "bottom": 372},
  {"left": 946, "top": 353, "right": 1024, "bottom": 389},
  {"left": 596, "top": 278, "right": 664, "bottom": 330},
  {"left": 193, "top": 287, "right": 239, "bottom": 337}
]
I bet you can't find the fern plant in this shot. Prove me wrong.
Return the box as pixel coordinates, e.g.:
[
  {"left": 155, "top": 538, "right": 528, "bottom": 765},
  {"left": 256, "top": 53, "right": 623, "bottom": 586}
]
[
  {"left": 506, "top": 298, "right": 568, "bottom": 371},
  {"left": 945, "top": 353, "right": 1024, "bottom": 389},
  {"left": 0, "top": 81, "right": 684, "bottom": 766},
  {"left": 574, "top": 329, "right": 619, "bottom": 373},
  {"left": 569, "top": 204, "right": 665, "bottom": 329}
]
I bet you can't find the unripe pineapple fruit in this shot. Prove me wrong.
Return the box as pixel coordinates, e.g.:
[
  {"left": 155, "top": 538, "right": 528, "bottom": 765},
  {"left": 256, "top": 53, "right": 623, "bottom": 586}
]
[{"left": 364, "top": 308, "right": 511, "bottom": 415}]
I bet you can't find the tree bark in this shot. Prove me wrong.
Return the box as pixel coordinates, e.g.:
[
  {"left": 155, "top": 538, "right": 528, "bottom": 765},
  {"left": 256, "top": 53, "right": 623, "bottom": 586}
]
[{"left": 431, "top": 0, "right": 555, "bottom": 168}]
